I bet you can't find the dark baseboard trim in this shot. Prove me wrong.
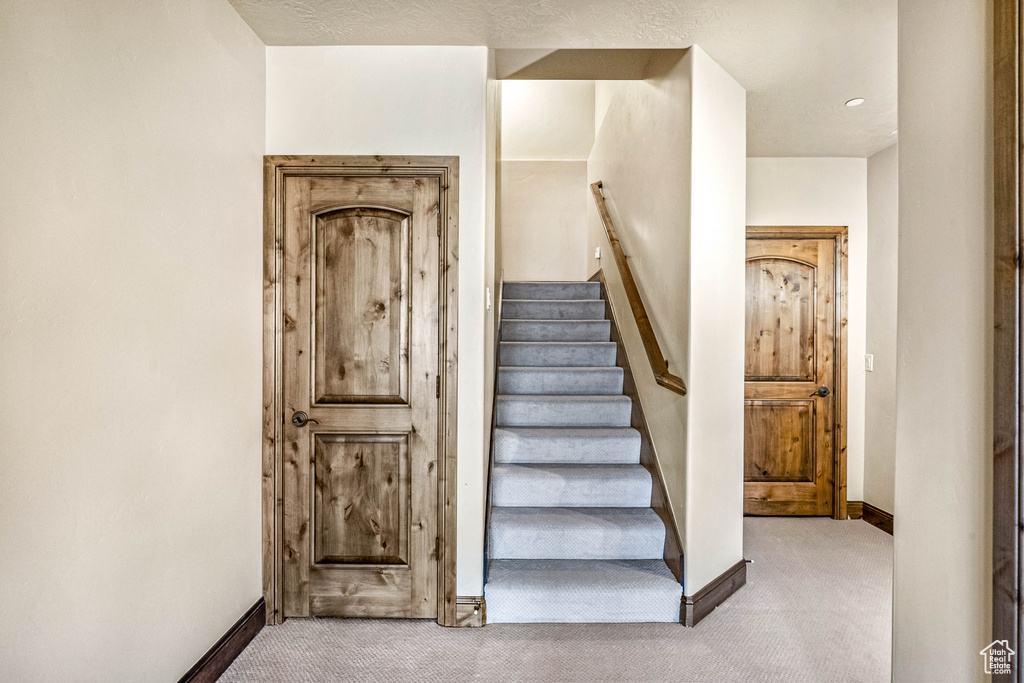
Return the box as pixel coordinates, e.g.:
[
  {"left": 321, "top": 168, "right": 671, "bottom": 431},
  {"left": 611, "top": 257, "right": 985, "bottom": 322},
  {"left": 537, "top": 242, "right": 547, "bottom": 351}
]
[
  {"left": 454, "top": 596, "right": 486, "bottom": 627},
  {"left": 179, "top": 598, "right": 265, "bottom": 683},
  {"left": 682, "top": 559, "right": 747, "bottom": 627},
  {"left": 847, "top": 500, "right": 893, "bottom": 535},
  {"left": 862, "top": 502, "right": 894, "bottom": 535}
]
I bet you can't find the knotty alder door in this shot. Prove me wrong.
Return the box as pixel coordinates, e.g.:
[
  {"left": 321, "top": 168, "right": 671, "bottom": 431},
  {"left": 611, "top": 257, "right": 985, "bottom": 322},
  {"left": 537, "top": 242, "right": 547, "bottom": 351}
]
[
  {"left": 744, "top": 230, "right": 846, "bottom": 516},
  {"left": 281, "top": 172, "right": 441, "bottom": 618}
]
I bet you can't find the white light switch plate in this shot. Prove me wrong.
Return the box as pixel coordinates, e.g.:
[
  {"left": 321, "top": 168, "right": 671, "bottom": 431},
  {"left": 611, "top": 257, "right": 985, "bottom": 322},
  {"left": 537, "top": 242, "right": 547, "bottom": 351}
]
[
  {"left": 486, "top": 287, "right": 491, "bottom": 310},
  {"left": 595, "top": 247, "right": 601, "bottom": 259},
  {"left": 865, "top": 354, "right": 874, "bottom": 372}
]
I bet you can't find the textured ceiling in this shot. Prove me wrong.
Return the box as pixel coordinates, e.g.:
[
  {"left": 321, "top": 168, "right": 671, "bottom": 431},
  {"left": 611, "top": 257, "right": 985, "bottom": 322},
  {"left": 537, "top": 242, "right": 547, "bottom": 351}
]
[{"left": 228, "top": 0, "right": 897, "bottom": 157}]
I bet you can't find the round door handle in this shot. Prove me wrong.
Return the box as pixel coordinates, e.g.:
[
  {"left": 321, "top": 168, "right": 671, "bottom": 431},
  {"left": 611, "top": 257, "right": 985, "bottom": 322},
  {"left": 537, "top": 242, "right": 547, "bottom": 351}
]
[
  {"left": 810, "top": 386, "right": 831, "bottom": 398},
  {"left": 291, "top": 411, "right": 319, "bottom": 427}
]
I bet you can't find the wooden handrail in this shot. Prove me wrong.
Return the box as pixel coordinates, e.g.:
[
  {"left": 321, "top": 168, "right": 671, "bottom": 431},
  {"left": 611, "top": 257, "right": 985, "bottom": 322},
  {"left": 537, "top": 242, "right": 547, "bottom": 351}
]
[{"left": 590, "top": 181, "right": 687, "bottom": 396}]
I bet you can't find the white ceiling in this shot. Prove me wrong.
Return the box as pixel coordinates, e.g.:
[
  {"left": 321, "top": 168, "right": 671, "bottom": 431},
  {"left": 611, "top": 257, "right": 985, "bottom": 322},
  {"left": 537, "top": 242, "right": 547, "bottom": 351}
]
[{"left": 228, "top": 0, "right": 897, "bottom": 157}]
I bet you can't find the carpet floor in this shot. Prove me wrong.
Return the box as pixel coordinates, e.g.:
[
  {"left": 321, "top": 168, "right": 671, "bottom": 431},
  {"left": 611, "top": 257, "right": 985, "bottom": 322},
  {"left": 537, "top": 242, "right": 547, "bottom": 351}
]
[{"left": 221, "top": 517, "right": 892, "bottom": 682}]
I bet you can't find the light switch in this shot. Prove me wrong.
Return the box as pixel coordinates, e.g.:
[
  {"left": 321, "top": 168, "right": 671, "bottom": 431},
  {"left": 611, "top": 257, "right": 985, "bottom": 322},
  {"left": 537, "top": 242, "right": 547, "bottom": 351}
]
[
  {"left": 486, "top": 287, "right": 492, "bottom": 310},
  {"left": 865, "top": 354, "right": 874, "bottom": 372},
  {"left": 595, "top": 247, "right": 601, "bottom": 259}
]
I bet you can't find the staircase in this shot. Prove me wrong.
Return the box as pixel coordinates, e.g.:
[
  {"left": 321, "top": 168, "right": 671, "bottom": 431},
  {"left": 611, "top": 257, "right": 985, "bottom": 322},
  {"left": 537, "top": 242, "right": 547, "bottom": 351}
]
[{"left": 484, "top": 281, "right": 683, "bottom": 623}]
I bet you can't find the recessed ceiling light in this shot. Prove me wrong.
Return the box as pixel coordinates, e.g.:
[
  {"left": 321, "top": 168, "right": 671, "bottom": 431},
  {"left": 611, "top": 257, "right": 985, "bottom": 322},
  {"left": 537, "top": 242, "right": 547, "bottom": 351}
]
[{"left": 845, "top": 98, "right": 865, "bottom": 107}]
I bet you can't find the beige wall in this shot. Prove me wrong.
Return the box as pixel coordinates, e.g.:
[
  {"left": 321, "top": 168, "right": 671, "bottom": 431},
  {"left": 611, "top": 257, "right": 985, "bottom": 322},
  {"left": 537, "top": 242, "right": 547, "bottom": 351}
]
[
  {"left": 587, "top": 51, "right": 692, "bottom": 566},
  {"left": 265, "top": 46, "right": 490, "bottom": 596},
  {"left": 501, "top": 161, "right": 589, "bottom": 281},
  {"left": 484, "top": 53, "right": 501, "bottom": 515},
  {"left": 587, "top": 47, "right": 746, "bottom": 594},
  {"left": 500, "top": 81, "right": 594, "bottom": 282},
  {"left": 0, "top": 0, "right": 265, "bottom": 679},
  {"left": 746, "top": 157, "right": 869, "bottom": 502},
  {"left": 501, "top": 80, "right": 595, "bottom": 161},
  {"left": 894, "top": 1, "right": 992, "bottom": 679},
  {"left": 683, "top": 47, "right": 748, "bottom": 593},
  {"left": 865, "top": 143, "right": 899, "bottom": 514}
]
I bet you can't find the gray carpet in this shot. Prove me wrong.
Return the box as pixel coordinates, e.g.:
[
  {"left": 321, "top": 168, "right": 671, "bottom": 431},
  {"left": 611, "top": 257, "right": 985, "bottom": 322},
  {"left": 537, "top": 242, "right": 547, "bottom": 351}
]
[
  {"left": 221, "top": 517, "right": 893, "bottom": 682},
  {"left": 486, "top": 281, "right": 681, "bottom": 623}
]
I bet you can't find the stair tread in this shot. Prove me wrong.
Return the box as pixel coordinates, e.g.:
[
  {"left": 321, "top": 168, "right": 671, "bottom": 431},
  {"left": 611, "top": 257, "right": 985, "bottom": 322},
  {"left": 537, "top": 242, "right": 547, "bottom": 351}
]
[
  {"left": 496, "top": 394, "right": 631, "bottom": 401},
  {"left": 503, "top": 282, "right": 602, "bottom": 301},
  {"left": 486, "top": 559, "right": 679, "bottom": 591},
  {"left": 502, "top": 299, "right": 607, "bottom": 321},
  {"left": 489, "top": 506, "right": 662, "bottom": 531},
  {"left": 491, "top": 464, "right": 652, "bottom": 507},
  {"left": 493, "top": 427, "right": 641, "bottom": 464},
  {"left": 489, "top": 507, "right": 665, "bottom": 560},
  {"left": 494, "top": 463, "right": 649, "bottom": 473}
]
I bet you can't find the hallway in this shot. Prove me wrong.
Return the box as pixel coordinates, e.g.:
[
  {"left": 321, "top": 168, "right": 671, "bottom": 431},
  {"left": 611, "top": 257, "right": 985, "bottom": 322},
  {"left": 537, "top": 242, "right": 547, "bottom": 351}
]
[{"left": 222, "top": 518, "right": 892, "bottom": 682}]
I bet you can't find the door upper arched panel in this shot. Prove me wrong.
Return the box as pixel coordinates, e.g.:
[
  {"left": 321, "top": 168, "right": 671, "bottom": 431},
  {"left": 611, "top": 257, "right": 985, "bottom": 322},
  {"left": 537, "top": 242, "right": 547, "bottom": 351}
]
[
  {"left": 745, "top": 257, "right": 817, "bottom": 381},
  {"left": 313, "top": 206, "right": 412, "bottom": 404}
]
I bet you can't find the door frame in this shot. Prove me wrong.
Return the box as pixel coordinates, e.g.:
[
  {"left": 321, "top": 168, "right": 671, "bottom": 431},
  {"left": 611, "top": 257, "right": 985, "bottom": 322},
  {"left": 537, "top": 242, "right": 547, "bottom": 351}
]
[
  {"left": 745, "top": 225, "right": 849, "bottom": 520},
  {"left": 993, "top": 0, "right": 1021, "bottom": 670},
  {"left": 261, "top": 155, "right": 460, "bottom": 626}
]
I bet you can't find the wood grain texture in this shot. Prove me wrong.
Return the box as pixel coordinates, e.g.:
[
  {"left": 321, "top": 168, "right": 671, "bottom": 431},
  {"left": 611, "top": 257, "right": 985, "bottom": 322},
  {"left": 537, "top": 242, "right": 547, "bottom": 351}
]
[
  {"left": 992, "top": 0, "right": 1021, "bottom": 671},
  {"left": 439, "top": 159, "right": 460, "bottom": 627},
  {"left": 178, "top": 599, "right": 265, "bottom": 683},
  {"left": 744, "top": 236, "right": 837, "bottom": 516},
  {"left": 591, "top": 270, "right": 684, "bottom": 582},
  {"left": 682, "top": 560, "right": 747, "bottom": 627},
  {"left": 745, "top": 258, "right": 816, "bottom": 380},
  {"left": 744, "top": 401, "right": 814, "bottom": 482},
  {"left": 454, "top": 596, "right": 487, "bottom": 627},
  {"left": 590, "top": 182, "right": 686, "bottom": 395},
  {"left": 847, "top": 500, "right": 864, "bottom": 520},
  {"left": 314, "top": 206, "right": 410, "bottom": 404},
  {"left": 263, "top": 158, "right": 283, "bottom": 624},
  {"left": 744, "top": 228, "right": 848, "bottom": 520},
  {"left": 313, "top": 434, "right": 409, "bottom": 564},
  {"left": 263, "top": 156, "right": 459, "bottom": 626},
  {"left": 861, "top": 502, "right": 894, "bottom": 536}
]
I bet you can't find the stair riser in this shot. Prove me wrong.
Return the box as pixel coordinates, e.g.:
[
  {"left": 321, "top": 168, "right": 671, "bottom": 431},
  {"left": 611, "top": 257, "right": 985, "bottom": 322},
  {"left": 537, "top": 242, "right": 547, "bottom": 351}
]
[
  {"left": 497, "top": 368, "right": 624, "bottom": 395},
  {"left": 500, "top": 342, "right": 617, "bottom": 368},
  {"left": 496, "top": 399, "right": 632, "bottom": 428},
  {"left": 494, "top": 429, "right": 642, "bottom": 465},
  {"left": 503, "top": 282, "right": 601, "bottom": 301},
  {"left": 501, "top": 320, "right": 611, "bottom": 342},
  {"left": 503, "top": 300, "right": 606, "bottom": 320},
  {"left": 485, "top": 596, "right": 681, "bottom": 624},
  {"left": 491, "top": 466, "right": 652, "bottom": 507},
  {"left": 489, "top": 518, "right": 665, "bottom": 560},
  {"left": 484, "top": 559, "right": 683, "bottom": 624}
]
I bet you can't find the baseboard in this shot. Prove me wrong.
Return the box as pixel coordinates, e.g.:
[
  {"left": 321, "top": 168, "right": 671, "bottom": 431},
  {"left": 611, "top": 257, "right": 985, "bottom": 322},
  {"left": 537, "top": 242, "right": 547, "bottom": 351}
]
[
  {"left": 682, "top": 559, "right": 747, "bottom": 627},
  {"left": 847, "top": 500, "right": 893, "bottom": 535},
  {"left": 178, "top": 598, "right": 265, "bottom": 683},
  {"left": 862, "top": 502, "right": 894, "bottom": 535},
  {"left": 454, "top": 596, "right": 486, "bottom": 627}
]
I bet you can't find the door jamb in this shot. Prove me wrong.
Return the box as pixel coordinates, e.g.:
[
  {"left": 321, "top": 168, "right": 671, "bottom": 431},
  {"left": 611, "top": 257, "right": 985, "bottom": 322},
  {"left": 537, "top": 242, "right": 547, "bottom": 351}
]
[
  {"left": 262, "top": 155, "right": 460, "bottom": 626},
  {"left": 992, "top": 0, "right": 1020, "bottom": 670},
  {"left": 745, "top": 225, "right": 849, "bottom": 520}
]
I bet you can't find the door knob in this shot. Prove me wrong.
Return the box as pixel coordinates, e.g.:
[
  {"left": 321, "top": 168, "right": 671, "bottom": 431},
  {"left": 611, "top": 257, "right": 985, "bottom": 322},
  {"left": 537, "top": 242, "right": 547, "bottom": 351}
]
[
  {"left": 291, "top": 411, "right": 319, "bottom": 427},
  {"left": 810, "top": 386, "right": 831, "bottom": 398}
]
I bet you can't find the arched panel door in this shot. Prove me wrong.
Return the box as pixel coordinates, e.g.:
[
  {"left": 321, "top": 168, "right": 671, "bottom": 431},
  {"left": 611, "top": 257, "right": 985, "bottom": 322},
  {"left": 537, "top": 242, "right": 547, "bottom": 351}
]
[
  {"left": 744, "top": 236, "right": 839, "bottom": 516},
  {"left": 281, "top": 174, "right": 441, "bottom": 618}
]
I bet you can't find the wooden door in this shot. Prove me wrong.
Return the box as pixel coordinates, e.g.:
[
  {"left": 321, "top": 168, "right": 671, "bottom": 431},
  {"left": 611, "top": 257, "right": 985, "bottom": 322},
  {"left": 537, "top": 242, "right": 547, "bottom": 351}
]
[
  {"left": 280, "top": 172, "right": 441, "bottom": 618},
  {"left": 744, "top": 231, "right": 845, "bottom": 516}
]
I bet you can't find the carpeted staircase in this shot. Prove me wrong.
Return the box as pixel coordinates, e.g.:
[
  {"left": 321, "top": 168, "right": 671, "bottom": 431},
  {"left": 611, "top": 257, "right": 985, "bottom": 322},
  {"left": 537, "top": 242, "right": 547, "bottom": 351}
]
[{"left": 484, "top": 281, "right": 683, "bottom": 623}]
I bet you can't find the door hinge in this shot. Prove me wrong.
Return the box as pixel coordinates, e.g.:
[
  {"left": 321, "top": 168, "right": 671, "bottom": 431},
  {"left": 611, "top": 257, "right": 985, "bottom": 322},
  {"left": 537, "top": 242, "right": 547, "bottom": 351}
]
[{"left": 436, "top": 376, "right": 441, "bottom": 399}]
